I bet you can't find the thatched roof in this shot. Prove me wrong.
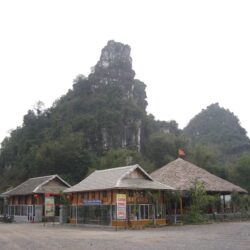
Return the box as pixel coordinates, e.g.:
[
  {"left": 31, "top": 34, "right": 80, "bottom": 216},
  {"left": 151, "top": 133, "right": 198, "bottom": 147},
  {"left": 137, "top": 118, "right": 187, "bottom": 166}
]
[
  {"left": 64, "top": 164, "right": 173, "bottom": 193},
  {"left": 151, "top": 158, "right": 247, "bottom": 194},
  {"left": 2, "top": 175, "right": 71, "bottom": 196}
]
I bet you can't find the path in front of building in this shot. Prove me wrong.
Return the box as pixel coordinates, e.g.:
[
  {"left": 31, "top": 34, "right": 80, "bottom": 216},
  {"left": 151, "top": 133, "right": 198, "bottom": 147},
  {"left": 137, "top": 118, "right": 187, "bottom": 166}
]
[{"left": 0, "top": 221, "right": 250, "bottom": 250}]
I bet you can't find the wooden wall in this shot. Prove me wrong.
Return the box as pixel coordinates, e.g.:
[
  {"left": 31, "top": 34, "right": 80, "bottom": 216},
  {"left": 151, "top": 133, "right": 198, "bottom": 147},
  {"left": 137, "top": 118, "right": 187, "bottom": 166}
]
[
  {"left": 8, "top": 194, "right": 44, "bottom": 205},
  {"left": 68, "top": 189, "right": 163, "bottom": 205}
]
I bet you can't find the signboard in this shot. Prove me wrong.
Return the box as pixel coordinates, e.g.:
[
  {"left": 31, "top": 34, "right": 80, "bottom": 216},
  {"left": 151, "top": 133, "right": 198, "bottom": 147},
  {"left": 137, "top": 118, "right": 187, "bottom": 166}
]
[
  {"left": 83, "top": 200, "right": 102, "bottom": 206},
  {"left": 116, "top": 194, "right": 126, "bottom": 220},
  {"left": 44, "top": 196, "right": 55, "bottom": 217}
]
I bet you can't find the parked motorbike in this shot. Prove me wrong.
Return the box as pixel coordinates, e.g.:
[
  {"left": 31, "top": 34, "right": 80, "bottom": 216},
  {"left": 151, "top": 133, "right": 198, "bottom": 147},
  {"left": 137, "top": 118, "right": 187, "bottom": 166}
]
[{"left": 0, "top": 215, "right": 13, "bottom": 223}]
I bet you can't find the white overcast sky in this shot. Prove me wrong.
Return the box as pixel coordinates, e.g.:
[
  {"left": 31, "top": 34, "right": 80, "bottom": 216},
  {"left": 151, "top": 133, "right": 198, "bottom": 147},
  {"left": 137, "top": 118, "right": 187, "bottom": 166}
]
[{"left": 0, "top": 0, "right": 250, "bottom": 143}]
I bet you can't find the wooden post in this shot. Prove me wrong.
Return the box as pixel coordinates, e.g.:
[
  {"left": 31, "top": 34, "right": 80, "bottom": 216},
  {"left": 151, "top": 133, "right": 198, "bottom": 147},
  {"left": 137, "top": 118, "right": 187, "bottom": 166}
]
[
  {"left": 180, "top": 197, "right": 183, "bottom": 216},
  {"left": 221, "top": 194, "right": 225, "bottom": 214},
  {"left": 76, "top": 193, "right": 78, "bottom": 225},
  {"left": 223, "top": 195, "right": 226, "bottom": 216}
]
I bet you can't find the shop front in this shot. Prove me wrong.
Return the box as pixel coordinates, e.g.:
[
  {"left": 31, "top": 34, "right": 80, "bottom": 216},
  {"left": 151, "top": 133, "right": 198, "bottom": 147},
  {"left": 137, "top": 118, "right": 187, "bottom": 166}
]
[
  {"left": 64, "top": 164, "right": 173, "bottom": 227},
  {"left": 2, "top": 175, "right": 71, "bottom": 222}
]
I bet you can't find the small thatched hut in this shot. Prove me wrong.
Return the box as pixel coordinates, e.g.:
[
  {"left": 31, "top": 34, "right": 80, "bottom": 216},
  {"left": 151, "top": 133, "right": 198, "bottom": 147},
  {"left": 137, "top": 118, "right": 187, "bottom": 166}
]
[
  {"left": 151, "top": 158, "right": 247, "bottom": 194},
  {"left": 151, "top": 158, "right": 247, "bottom": 214}
]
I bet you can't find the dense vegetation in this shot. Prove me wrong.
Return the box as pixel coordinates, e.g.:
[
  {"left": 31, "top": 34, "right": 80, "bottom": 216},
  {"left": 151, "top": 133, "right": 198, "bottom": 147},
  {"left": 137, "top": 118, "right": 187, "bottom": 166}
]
[
  {"left": 183, "top": 103, "right": 250, "bottom": 192},
  {"left": 0, "top": 41, "right": 249, "bottom": 193},
  {"left": 184, "top": 103, "right": 250, "bottom": 156}
]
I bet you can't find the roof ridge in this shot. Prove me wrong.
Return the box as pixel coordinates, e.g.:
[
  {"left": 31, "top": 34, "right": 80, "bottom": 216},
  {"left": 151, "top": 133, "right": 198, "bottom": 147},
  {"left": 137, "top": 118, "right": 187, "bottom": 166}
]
[
  {"left": 95, "top": 165, "right": 137, "bottom": 173},
  {"left": 33, "top": 175, "right": 71, "bottom": 193},
  {"left": 29, "top": 174, "right": 57, "bottom": 180},
  {"left": 115, "top": 165, "right": 138, "bottom": 187},
  {"left": 2, "top": 175, "right": 56, "bottom": 195}
]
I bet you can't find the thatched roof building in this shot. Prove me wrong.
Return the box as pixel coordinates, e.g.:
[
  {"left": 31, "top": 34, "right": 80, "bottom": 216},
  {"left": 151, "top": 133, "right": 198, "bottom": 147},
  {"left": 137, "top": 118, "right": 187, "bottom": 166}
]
[
  {"left": 2, "top": 175, "right": 71, "bottom": 196},
  {"left": 64, "top": 164, "right": 173, "bottom": 193},
  {"left": 151, "top": 158, "right": 247, "bottom": 194}
]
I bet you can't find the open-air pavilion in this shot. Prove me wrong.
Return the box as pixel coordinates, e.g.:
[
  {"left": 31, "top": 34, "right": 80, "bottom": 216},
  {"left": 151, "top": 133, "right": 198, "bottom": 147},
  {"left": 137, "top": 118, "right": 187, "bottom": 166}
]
[{"left": 151, "top": 158, "right": 247, "bottom": 219}]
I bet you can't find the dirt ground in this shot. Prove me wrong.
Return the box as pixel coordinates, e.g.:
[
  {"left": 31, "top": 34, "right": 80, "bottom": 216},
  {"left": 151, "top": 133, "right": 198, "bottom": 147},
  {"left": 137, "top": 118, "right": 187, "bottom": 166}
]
[{"left": 0, "top": 221, "right": 250, "bottom": 250}]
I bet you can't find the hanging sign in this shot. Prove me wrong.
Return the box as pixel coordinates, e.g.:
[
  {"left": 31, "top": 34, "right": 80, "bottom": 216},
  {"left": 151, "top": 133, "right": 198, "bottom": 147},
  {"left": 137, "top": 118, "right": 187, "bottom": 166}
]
[
  {"left": 84, "top": 200, "right": 102, "bottom": 206},
  {"left": 116, "top": 194, "right": 126, "bottom": 220},
  {"left": 44, "top": 196, "right": 55, "bottom": 217}
]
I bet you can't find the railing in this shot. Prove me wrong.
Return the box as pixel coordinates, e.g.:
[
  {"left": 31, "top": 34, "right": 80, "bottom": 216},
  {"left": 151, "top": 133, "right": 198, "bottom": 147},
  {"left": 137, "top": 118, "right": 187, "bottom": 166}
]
[
  {"left": 68, "top": 204, "right": 166, "bottom": 225},
  {"left": 167, "top": 212, "right": 250, "bottom": 224},
  {"left": 205, "top": 212, "right": 250, "bottom": 221},
  {"left": 7, "top": 205, "right": 30, "bottom": 217},
  {"left": 69, "top": 205, "right": 112, "bottom": 225}
]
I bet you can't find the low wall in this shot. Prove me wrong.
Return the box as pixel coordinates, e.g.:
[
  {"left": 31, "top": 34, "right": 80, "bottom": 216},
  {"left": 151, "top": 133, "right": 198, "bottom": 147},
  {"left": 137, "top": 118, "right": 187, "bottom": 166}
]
[
  {"left": 69, "top": 218, "right": 166, "bottom": 228},
  {"left": 112, "top": 219, "right": 166, "bottom": 228},
  {"left": 69, "top": 218, "right": 77, "bottom": 224},
  {"left": 14, "top": 216, "right": 29, "bottom": 223}
]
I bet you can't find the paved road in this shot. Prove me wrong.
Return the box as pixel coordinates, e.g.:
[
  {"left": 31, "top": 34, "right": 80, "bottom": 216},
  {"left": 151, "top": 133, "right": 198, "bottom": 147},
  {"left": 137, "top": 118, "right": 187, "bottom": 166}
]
[{"left": 0, "top": 221, "right": 250, "bottom": 250}]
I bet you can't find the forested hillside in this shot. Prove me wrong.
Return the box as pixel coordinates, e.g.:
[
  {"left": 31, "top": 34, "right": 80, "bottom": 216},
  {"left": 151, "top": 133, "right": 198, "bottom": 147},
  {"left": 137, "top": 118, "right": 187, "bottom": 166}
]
[
  {"left": 183, "top": 103, "right": 250, "bottom": 191},
  {"left": 0, "top": 41, "right": 183, "bottom": 191},
  {"left": 184, "top": 103, "right": 250, "bottom": 155},
  {"left": 0, "top": 41, "right": 249, "bottom": 193}
]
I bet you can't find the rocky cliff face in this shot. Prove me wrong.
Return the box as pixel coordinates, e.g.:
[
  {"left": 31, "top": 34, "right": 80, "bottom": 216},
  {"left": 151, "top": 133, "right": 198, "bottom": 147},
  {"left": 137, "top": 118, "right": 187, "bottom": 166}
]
[
  {"left": 93, "top": 40, "right": 135, "bottom": 81},
  {"left": 78, "top": 40, "right": 148, "bottom": 152}
]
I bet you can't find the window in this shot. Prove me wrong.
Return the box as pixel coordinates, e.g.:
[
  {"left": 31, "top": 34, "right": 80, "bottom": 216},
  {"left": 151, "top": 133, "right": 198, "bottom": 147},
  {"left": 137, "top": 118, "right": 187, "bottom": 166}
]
[
  {"left": 127, "top": 204, "right": 153, "bottom": 220},
  {"left": 139, "top": 191, "right": 144, "bottom": 198},
  {"left": 128, "top": 190, "right": 133, "bottom": 197},
  {"left": 103, "top": 191, "right": 107, "bottom": 198},
  {"left": 84, "top": 192, "right": 88, "bottom": 200}
]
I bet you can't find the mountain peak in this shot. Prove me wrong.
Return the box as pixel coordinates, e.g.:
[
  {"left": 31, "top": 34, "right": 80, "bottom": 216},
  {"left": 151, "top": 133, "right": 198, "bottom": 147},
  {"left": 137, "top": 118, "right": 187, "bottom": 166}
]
[{"left": 91, "top": 40, "right": 135, "bottom": 81}]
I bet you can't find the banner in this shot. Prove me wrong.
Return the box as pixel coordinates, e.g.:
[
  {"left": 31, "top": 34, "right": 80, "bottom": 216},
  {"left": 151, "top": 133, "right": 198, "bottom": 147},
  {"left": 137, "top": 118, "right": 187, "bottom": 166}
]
[
  {"left": 44, "top": 196, "right": 55, "bottom": 217},
  {"left": 116, "top": 194, "right": 126, "bottom": 220},
  {"left": 84, "top": 200, "right": 102, "bottom": 206}
]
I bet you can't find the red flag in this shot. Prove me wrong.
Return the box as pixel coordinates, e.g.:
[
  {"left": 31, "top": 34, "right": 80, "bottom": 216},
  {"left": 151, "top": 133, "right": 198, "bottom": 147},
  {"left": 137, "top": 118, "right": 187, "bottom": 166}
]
[{"left": 178, "top": 148, "right": 185, "bottom": 157}]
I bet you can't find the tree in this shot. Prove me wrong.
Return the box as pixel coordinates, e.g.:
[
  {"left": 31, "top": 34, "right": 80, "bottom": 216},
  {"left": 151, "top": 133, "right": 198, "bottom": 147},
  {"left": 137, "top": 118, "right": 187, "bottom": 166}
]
[
  {"left": 184, "top": 103, "right": 250, "bottom": 157},
  {"left": 145, "top": 131, "right": 187, "bottom": 168},
  {"left": 231, "top": 191, "right": 250, "bottom": 218},
  {"left": 95, "top": 149, "right": 154, "bottom": 173},
  {"left": 233, "top": 154, "right": 250, "bottom": 192},
  {"left": 184, "top": 180, "right": 216, "bottom": 223}
]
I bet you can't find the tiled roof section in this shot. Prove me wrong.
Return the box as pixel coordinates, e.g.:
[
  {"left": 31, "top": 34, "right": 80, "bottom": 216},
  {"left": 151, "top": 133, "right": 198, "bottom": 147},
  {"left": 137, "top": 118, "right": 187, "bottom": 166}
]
[
  {"left": 151, "top": 158, "right": 247, "bottom": 194},
  {"left": 2, "top": 175, "right": 71, "bottom": 196},
  {"left": 64, "top": 164, "right": 173, "bottom": 193}
]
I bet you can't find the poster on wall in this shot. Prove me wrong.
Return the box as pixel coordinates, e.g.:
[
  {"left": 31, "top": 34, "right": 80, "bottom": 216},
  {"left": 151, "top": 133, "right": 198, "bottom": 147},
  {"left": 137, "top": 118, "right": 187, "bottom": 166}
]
[
  {"left": 116, "top": 194, "right": 126, "bottom": 220},
  {"left": 44, "top": 196, "right": 55, "bottom": 217}
]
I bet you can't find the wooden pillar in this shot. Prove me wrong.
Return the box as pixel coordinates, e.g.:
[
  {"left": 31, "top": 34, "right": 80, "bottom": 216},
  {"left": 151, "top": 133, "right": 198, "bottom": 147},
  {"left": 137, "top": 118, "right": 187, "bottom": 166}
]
[
  {"left": 223, "top": 195, "right": 226, "bottom": 213},
  {"left": 219, "top": 194, "right": 225, "bottom": 214},
  {"left": 180, "top": 197, "right": 183, "bottom": 215}
]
